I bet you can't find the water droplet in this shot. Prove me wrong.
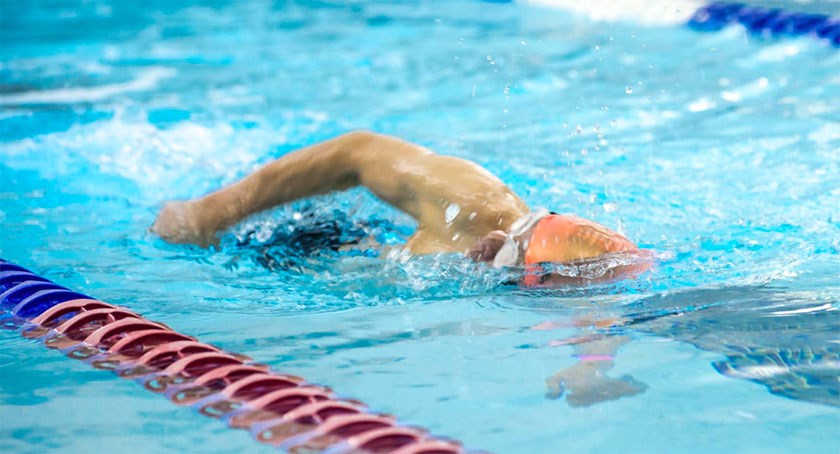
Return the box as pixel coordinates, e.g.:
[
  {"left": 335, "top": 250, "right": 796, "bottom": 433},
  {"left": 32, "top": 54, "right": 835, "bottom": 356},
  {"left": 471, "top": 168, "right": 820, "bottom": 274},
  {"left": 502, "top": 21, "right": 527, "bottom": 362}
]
[
  {"left": 610, "top": 119, "right": 617, "bottom": 126},
  {"left": 575, "top": 125, "right": 583, "bottom": 135},
  {"left": 625, "top": 86, "right": 633, "bottom": 94},
  {"left": 445, "top": 203, "right": 461, "bottom": 224},
  {"left": 601, "top": 105, "right": 609, "bottom": 111}
]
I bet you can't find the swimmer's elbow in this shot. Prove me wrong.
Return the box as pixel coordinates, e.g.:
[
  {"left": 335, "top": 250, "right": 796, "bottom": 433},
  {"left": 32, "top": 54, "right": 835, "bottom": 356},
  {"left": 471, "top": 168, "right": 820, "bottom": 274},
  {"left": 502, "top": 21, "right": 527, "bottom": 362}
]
[
  {"left": 337, "top": 130, "right": 379, "bottom": 173},
  {"left": 340, "top": 130, "right": 379, "bottom": 148},
  {"left": 339, "top": 130, "right": 433, "bottom": 189}
]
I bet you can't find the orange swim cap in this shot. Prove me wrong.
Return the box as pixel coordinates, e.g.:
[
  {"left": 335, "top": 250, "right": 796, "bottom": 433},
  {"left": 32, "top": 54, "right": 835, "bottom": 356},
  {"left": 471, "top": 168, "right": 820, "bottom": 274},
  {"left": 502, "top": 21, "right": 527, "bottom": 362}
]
[
  {"left": 524, "top": 214, "right": 637, "bottom": 265},
  {"left": 512, "top": 214, "right": 652, "bottom": 287}
]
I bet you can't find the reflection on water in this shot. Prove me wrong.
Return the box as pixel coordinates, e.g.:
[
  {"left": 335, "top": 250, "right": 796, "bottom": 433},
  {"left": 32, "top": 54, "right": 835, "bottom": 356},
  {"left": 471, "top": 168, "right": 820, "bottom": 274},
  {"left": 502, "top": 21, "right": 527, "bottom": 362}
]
[{"left": 611, "top": 285, "right": 839, "bottom": 407}]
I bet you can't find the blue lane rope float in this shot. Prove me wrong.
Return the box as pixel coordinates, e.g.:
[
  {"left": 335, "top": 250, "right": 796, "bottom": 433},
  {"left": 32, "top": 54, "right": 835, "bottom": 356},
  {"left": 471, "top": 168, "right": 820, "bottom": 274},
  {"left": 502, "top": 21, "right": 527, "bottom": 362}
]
[
  {"left": 0, "top": 258, "right": 467, "bottom": 454},
  {"left": 688, "top": 2, "right": 840, "bottom": 46},
  {"left": 502, "top": 0, "right": 839, "bottom": 46}
]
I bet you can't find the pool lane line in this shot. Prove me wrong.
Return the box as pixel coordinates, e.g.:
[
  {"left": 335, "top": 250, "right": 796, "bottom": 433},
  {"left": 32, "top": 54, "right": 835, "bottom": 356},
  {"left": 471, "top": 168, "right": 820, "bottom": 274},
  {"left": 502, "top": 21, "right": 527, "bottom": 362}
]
[{"left": 0, "top": 258, "right": 470, "bottom": 454}]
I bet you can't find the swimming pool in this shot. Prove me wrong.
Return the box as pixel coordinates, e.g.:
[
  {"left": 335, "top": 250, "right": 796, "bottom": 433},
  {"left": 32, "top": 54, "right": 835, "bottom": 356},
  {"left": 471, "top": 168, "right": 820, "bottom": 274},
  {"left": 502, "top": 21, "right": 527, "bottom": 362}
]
[{"left": 2, "top": 0, "right": 839, "bottom": 452}]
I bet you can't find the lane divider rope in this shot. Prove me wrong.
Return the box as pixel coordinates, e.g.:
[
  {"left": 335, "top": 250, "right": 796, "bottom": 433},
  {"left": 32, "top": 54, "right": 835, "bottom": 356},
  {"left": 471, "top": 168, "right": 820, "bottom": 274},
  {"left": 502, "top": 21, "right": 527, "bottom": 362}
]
[
  {"left": 688, "top": 2, "right": 840, "bottom": 46},
  {"left": 518, "top": 0, "right": 839, "bottom": 46},
  {"left": 0, "top": 258, "right": 469, "bottom": 454}
]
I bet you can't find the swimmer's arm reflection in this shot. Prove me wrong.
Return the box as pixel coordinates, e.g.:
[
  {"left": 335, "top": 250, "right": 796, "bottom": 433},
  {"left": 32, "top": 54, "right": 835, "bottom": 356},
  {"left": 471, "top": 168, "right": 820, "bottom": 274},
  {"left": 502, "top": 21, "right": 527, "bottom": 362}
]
[{"left": 545, "top": 334, "right": 647, "bottom": 407}]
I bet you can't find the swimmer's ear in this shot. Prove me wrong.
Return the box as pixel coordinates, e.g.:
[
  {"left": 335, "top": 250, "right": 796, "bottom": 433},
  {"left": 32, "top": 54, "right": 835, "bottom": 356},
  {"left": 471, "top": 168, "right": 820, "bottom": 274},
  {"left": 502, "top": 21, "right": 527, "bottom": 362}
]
[{"left": 466, "top": 230, "right": 507, "bottom": 263}]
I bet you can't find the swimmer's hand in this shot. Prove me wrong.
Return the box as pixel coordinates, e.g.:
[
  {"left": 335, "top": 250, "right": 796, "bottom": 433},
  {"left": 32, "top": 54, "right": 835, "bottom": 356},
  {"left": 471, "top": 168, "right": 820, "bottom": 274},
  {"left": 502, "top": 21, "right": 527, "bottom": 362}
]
[
  {"left": 151, "top": 200, "right": 218, "bottom": 248},
  {"left": 546, "top": 363, "right": 647, "bottom": 407}
]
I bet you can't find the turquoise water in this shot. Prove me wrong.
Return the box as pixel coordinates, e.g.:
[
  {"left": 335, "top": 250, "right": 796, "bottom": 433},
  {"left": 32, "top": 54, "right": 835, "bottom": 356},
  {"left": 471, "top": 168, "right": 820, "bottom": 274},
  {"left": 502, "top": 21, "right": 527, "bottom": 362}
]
[{"left": 2, "top": 1, "right": 839, "bottom": 452}]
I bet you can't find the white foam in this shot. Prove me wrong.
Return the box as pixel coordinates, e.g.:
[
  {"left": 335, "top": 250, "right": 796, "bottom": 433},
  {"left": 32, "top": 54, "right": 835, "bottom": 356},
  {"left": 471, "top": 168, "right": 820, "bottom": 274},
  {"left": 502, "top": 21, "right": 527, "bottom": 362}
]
[
  {"left": 3, "top": 113, "right": 268, "bottom": 201},
  {"left": 520, "top": 0, "right": 703, "bottom": 26},
  {"left": 808, "top": 123, "right": 840, "bottom": 145},
  {"left": 1, "top": 105, "right": 339, "bottom": 203},
  {"left": 753, "top": 43, "right": 802, "bottom": 63},
  {"left": 0, "top": 66, "right": 176, "bottom": 105}
]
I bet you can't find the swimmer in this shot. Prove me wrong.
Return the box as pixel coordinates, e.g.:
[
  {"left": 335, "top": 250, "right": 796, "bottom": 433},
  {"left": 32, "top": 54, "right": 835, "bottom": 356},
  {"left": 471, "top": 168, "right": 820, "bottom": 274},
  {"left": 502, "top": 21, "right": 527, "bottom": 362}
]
[
  {"left": 152, "top": 131, "right": 650, "bottom": 285},
  {"left": 152, "top": 130, "right": 651, "bottom": 405}
]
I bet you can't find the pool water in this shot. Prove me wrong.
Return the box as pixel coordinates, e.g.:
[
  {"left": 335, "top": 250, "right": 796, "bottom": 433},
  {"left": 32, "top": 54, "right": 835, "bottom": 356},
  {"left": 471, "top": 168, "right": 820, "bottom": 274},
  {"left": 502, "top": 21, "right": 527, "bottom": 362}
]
[{"left": 2, "top": 0, "right": 839, "bottom": 452}]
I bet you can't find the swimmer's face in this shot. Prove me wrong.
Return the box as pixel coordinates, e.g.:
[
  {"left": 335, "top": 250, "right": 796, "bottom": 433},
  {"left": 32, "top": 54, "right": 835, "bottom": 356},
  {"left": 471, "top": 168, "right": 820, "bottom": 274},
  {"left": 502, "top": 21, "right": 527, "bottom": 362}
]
[
  {"left": 468, "top": 235, "right": 652, "bottom": 288},
  {"left": 467, "top": 214, "right": 651, "bottom": 287}
]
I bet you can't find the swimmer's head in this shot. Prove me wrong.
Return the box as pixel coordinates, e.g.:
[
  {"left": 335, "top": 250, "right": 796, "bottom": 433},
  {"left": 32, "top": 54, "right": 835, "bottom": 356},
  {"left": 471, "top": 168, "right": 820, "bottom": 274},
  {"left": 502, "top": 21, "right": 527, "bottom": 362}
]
[
  {"left": 523, "top": 214, "right": 637, "bottom": 264},
  {"left": 467, "top": 210, "right": 650, "bottom": 286}
]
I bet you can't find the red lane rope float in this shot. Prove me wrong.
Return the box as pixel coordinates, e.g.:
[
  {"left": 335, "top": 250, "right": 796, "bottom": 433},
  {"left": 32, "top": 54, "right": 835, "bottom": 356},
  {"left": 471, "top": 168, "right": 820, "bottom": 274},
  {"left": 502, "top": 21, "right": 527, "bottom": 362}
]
[
  {"left": 168, "top": 363, "right": 272, "bottom": 406},
  {"left": 117, "top": 341, "right": 223, "bottom": 379},
  {"left": 0, "top": 259, "right": 468, "bottom": 454}
]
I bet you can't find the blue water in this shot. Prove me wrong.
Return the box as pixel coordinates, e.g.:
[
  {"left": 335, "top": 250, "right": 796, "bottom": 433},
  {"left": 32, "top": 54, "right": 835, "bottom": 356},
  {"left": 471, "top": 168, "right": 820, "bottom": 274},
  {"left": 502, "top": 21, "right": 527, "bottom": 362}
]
[{"left": 2, "top": 1, "right": 839, "bottom": 452}]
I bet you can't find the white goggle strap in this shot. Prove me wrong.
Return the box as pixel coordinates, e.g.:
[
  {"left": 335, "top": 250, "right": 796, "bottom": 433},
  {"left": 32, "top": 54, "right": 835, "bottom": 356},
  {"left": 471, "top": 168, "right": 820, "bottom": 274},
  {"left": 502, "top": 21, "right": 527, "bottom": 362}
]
[
  {"left": 492, "top": 235, "right": 520, "bottom": 268},
  {"left": 491, "top": 209, "right": 549, "bottom": 268}
]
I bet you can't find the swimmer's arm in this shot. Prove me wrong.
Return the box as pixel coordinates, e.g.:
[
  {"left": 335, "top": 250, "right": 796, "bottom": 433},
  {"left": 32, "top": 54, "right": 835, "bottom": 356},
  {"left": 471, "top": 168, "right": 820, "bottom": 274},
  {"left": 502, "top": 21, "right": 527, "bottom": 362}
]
[{"left": 153, "top": 131, "right": 512, "bottom": 247}]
